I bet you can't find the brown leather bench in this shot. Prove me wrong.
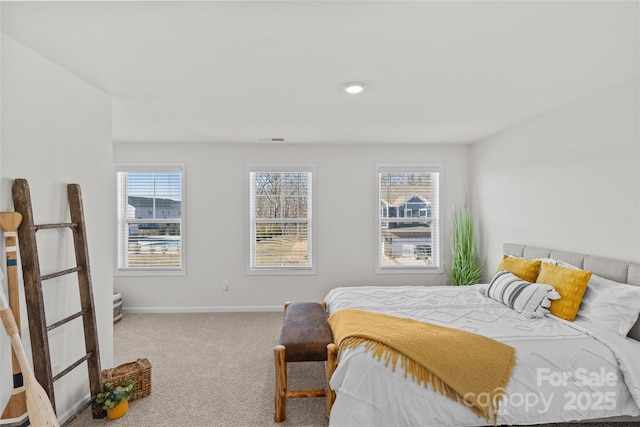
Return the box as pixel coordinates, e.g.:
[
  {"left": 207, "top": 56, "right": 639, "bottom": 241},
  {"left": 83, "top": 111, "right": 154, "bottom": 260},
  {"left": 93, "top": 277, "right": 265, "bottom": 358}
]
[{"left": 274, "top": 301, "right": 337, "bottom": 422}]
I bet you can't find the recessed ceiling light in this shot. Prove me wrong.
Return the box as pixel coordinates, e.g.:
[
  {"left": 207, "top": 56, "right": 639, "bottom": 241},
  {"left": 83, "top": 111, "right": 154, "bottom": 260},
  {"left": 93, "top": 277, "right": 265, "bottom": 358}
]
[{"left": 343, "top": 82, "right": 366, "bottom": 95}]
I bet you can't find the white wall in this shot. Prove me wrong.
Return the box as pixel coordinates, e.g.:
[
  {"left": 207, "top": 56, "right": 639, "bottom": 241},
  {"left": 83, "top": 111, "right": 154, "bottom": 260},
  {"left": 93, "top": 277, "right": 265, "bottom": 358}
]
[
  {"left": 0, "top": 34, "right": 113, "bottom": 421},
  {"left": 470, "top": 80, "right": 640, "bottom": 278},
  {"left": 114, "top": 142, "right": 469, "bottom": 310}
]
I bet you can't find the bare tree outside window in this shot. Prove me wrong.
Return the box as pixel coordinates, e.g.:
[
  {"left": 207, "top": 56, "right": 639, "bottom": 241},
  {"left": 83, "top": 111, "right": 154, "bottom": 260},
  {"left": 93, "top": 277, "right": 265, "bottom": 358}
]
[{"left": 249, "top": 170, "right": 313, "bottom": 272}]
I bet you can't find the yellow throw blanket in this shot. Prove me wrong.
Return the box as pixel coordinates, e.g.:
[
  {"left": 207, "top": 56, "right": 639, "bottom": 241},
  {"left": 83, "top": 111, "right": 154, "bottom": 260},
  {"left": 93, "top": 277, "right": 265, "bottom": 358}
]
[{"left": 328, "top": 308, "right": 516, "bottom": 424}]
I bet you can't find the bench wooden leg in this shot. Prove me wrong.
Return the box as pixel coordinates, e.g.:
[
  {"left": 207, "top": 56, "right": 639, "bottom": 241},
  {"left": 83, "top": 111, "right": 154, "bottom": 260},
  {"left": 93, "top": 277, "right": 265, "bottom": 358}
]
[
  {"left": 275, "top": 302, "right": 335, "bottom": 423},
  {"left": 274, "top": 345, "right": 287, "bottom": 422},
  {"left": 326, "top": 343, "right": 338, "bottom": 415}
]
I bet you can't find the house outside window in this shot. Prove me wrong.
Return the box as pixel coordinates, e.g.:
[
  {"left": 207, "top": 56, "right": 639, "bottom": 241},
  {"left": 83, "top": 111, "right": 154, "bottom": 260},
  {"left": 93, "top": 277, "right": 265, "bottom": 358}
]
[
  {"left": 376, "top": 164, "right": 441, "bottom": 273},
  {"left": 115, "top": 164, "right": 185, "bottom": 275},
  {"left": 247, "top": 164, "right": 315, "bottom": 275}
]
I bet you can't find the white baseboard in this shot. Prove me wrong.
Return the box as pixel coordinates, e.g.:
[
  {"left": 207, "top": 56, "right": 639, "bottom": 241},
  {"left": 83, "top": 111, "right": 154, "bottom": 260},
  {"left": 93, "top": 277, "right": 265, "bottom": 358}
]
[
  {"left": 59, "top": 393, "right": 92, "bottom": 425},
  {"left": 123, "top": 305, "right": 283, "bottom": 314}
]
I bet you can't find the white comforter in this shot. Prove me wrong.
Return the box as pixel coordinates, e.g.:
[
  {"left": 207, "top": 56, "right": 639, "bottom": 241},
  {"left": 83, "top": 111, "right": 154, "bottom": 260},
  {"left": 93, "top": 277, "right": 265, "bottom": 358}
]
[{"left": 325, "top": 285, "right": 640, "bottom": 427}]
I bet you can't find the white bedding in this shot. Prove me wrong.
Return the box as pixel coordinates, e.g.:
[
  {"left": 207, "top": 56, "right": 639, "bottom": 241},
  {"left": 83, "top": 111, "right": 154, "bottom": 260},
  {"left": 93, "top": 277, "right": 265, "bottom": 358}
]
[{"left": 325, "top": 285, "right": 640, "bottom": 427}]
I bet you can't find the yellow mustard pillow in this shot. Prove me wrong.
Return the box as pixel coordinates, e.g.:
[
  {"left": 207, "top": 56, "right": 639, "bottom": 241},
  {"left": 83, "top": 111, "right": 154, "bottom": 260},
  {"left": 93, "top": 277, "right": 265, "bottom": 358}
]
[
  {"left": 496, "top": 255, "right": 542, "bottom": 282},
  {"left": 536, "top": 263, "right": 591, "bottom": 321}
]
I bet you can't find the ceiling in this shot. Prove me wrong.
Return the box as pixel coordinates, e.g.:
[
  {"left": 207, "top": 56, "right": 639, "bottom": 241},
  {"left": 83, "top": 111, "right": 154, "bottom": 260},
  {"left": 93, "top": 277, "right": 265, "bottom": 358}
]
[{"left": 1, "top": 1, "right": 638, "bottom": 144}]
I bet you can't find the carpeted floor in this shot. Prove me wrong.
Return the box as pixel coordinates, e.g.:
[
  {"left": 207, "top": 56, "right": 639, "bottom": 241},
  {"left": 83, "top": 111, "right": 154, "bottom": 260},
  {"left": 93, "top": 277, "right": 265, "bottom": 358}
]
[
  {"left": 67, "top": 312, "right": 327, "bottom": 427},
  {"left": 66, "top": 312, "right": 640, "bottom": 427}
]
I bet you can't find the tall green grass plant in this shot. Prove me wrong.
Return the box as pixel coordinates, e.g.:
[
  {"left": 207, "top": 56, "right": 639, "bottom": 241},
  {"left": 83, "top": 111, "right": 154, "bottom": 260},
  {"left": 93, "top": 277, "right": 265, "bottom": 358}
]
[{"left": 449, "top": 206, "right": 482, "bottom": 286}]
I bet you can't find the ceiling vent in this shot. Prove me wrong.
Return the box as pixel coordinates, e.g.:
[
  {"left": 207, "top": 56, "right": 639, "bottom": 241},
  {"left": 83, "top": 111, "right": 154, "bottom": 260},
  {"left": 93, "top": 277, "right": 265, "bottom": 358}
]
[{"left": 257, "top": 137, "right": 286, "bottom": 142}]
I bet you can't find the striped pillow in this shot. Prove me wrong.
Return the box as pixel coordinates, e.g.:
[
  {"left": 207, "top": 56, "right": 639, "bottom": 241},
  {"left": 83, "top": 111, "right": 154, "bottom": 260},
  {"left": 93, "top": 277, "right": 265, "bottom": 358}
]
[{"left": 487, "top": 270, "right": 561, "bottom": 316}]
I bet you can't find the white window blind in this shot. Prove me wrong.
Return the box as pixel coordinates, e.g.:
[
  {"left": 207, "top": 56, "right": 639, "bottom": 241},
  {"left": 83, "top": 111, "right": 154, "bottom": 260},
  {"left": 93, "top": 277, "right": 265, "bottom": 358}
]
[
  {"left": 248, "top": 166, "right": 314, "bottom": 274},
  {"left": 116, "top": 164, "right": 184, "bottom": 274},
  {"left": 376, "top": 165, "right": 441, "bottom": 272}
]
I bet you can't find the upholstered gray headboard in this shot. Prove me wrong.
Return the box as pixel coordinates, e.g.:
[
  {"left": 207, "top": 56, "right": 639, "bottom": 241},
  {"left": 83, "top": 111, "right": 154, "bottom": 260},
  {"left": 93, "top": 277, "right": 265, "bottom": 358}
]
[{"left": 504, "top": 243, "right": 640, "bottom": 340}]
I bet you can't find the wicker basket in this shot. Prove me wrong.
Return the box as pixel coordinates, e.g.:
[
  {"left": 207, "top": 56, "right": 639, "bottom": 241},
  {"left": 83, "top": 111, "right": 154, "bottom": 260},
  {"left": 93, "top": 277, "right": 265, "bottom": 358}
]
[{"left": 101, "top": 358, "right": 151, "bottom": 401}]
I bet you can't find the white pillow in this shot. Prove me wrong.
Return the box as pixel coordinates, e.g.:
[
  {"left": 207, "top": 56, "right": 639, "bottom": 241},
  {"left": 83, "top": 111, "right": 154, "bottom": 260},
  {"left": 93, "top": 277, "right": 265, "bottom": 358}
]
[
  {"left": 486, "top": 270, "right": 560, "bottom": 317},
  {"left": 543, "top": 258, "right": 582, "bottom": 270},
  {"left": 577, "top": 274, "right": 640, "bottom": 336}
]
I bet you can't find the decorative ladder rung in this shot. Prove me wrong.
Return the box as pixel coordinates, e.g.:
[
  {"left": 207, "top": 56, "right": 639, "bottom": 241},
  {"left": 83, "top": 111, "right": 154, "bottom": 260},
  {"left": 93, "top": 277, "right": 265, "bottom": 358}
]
[
  {"left": 41, "top": 267, "right": 82, "bottom": 281},
  {"left": 47, "top": 310, "right": 87, "bottom": 332},
  {"left": 52, "top": 353, "right": 92, "bottom": 383},
  {"left": 12, "top": 178, "right": 103, "bottom": 420},
  {"left": 35, "top": 223, "right": 77, "bottom": 231}
]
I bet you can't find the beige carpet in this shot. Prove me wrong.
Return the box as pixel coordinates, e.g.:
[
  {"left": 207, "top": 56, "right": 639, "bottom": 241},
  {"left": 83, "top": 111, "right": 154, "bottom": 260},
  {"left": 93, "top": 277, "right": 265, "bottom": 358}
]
[
  {"left": 67, "top": 312, "right": 328, "bottom": 427},
  {"left": 66, "top": 312, "right": 640, "bottom": 427}
]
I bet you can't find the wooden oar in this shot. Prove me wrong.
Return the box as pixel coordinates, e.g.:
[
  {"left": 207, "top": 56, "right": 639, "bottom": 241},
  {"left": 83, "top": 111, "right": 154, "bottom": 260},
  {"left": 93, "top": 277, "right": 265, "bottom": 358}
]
[
  {"left": 0, "top": 212, "right": 27, "bottom": 425},
  {"left": 0, "top": 281, "right": 59, "bottom": 427}
]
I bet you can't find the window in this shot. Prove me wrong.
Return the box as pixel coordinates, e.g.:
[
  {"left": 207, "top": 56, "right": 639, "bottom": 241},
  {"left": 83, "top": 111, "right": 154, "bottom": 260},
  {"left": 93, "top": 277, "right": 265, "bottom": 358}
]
[
  {"left": 248, "top": 165, "right": 314, "bottom": 274},
  {"left": 115, "top": 164, "right": 184, "bottom": 275},
  {"left": 376, "top": 164, "right": 441, "bottom": 273}
]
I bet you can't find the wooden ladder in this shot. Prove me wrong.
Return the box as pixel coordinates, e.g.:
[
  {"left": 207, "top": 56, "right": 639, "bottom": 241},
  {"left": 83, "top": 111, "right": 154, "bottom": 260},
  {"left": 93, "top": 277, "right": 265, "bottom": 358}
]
[{"left": 11, "top": 178, "right": 104, "bottom": 419}]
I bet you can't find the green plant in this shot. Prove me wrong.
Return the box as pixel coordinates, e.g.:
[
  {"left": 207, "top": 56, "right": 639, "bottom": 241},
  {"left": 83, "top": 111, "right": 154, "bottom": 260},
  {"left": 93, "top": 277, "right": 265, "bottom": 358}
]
[
  {"left": 449, "top": 205, "right": 482, "bottom": 286},
  {"left": 95, "top": 380, "right": 138, "bottom": 411}
]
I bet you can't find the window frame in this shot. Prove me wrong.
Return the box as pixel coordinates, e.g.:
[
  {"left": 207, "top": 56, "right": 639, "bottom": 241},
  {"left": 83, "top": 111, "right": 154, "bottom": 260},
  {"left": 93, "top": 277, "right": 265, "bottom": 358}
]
[
  {"left": 375, "top": 163, "right": 442, "bottom": 274},
  {"left": 246, "top": 164, "right": 316, "bottom": 276},
  {"left": 115, "top": 163, "right": 186, "bottom": 276}
]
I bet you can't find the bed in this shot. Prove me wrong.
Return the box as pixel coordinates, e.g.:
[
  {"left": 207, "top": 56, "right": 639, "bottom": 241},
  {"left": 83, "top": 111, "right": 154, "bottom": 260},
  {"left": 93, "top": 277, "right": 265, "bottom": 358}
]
[{"left": 324, "top": 243, "right": 640, "bottom": 426}]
